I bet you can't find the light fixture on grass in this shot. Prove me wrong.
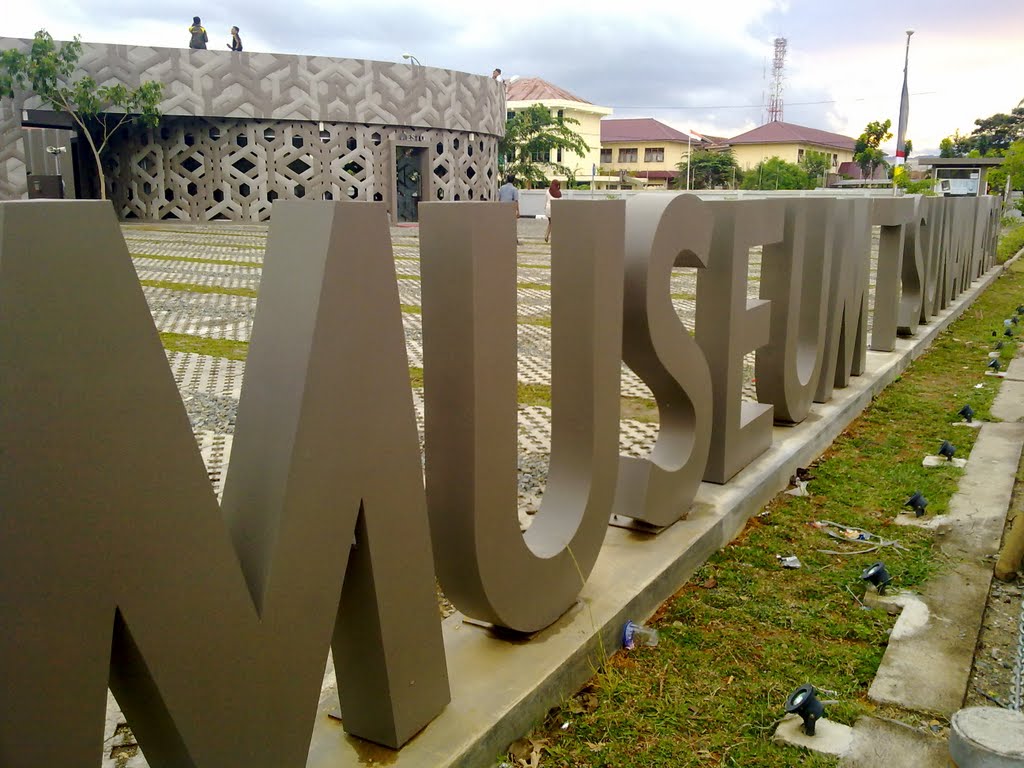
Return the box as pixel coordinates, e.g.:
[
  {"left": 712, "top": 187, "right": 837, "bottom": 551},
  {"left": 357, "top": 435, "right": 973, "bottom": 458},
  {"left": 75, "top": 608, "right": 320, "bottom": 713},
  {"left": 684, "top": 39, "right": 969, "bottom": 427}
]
[
  {"left": 1005, "top": 328, "right": 1014, "bottom": 338},
  {"left": 861, "top": 561, "right": 893, "bottom": 595},
  {"left": 1014, "top": 316, "right": 1020, "bottom": 326},
  {"left": 1017, "top": 305, "right": 1024, "bottom": 315},
  {"left": 995, "top": 341, "right": 1004, "bottom": 350},
  {"left": 906, "top": 491, "right": 928, "bottom": 517},
  {"left": 988, "top": 359, "right": 1002, "bottom": 372},
  {"left": 938, "top": 440, "right": 956, "bottom": 460},
  {"left": 785, "top": 684, "right": 825, "bottom": 736},
  {"left": 958, "top": 405, "right": 974, "bottom": 423},
  {"left": 1005, "top": 319, "right": 1013, "bottom": 328}
]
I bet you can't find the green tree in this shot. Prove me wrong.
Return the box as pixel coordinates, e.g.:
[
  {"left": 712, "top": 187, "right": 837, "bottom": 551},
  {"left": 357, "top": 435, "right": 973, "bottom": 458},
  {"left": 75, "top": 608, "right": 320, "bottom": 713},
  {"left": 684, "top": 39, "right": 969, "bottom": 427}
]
[
  {"left": 739, "top": 156, "right": 810, "bottom": 190},
  {"left": 800, "top": 149, "right": 831, "bottom": 183},
  {"left": 969, "top": 107, "right": 1024, "bottom": 155},
  {"left": 0, "top": 30, "right": 163, "bottom": 200},
  {"left": 1000, "top": 140, "right": 1024, "bottom": 191},
  {"left": 854, "top": 119, "right": 892, "bottom": 179},
  {"left": 676, "top": 148, "right": 741, "bottom": 190},
  {"left": 499, "top": 104, "right": 589, "bottom": 188}
]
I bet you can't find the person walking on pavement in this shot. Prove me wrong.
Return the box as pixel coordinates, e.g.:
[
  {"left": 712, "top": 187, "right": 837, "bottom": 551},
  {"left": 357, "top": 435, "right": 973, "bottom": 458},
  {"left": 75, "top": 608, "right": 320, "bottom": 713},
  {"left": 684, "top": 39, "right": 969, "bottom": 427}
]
[
  {"left": 227, "top": 26, "right": 243, "bottom": 51},
  {"left": 188, "top": 17, "right": 208, "bottom": 49},
  {"left": 543, "top": 179, "right": 561, "bottom": 243},
  {"left": 497, "top": 174, "right": 521, "bottom": 244}
]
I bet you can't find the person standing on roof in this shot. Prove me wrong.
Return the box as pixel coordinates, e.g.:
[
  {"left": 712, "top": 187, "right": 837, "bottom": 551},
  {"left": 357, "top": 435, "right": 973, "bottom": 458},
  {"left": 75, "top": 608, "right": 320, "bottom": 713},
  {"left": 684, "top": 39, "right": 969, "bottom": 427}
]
[
  {"left": 227, "top": 26, "right": 242, "bottom": 51},
  {"left": 188, "top": 17, "right": 208, "bottom": 49}
]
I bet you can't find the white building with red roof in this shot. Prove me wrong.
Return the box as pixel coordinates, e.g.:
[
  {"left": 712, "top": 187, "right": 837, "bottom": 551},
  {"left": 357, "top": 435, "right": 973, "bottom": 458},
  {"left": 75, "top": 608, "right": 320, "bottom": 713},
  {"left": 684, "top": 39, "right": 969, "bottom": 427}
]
[
  {"left": 599, "top": 118, "right": 706, "bottom": 189},
  {"left": 505, "top": 77, "right": 612, "bottom": 185},
  {"left": 724, "top": 121, "right": 856, "bottom": 172}
]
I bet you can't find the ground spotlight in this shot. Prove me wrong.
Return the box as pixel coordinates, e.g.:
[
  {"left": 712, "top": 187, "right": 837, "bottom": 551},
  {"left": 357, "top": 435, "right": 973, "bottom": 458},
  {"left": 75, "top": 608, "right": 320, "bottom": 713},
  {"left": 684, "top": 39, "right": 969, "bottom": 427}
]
[
  {"left": 785, "top": 684, "right": 825, "bottom": 736},
  {"left": 1014, "top": 316, "right": 1020, "bottom": 326},
  {"left": 992, "top": 330, "right": 998, "bottom": 337},
  {"left": 995, "top": 341, "right": 1005, "bottom": 350},
  {"left": 906, "top": 491, "right": 928, "bottom": 517},
  {"left": 938, "top": 440, "right": 956, "bottom": 460},
  {"left": 989, "top": 359, "right": 1002, "bottom": 372},
  {"left": 1005, "top": 319, "right": 1013, "bottom": 328},
  {"left": 958, "top": 405, "right": 974, "bottom": 423},
  {"left": 1017, "top": 305, "right": 1024, "bottom": 315},
  {"left": 1005, "top": 328, "right": 1014, "bottom": 338},
  {"left": 861, "top": 561, "right": 893, "bottom": 595}
]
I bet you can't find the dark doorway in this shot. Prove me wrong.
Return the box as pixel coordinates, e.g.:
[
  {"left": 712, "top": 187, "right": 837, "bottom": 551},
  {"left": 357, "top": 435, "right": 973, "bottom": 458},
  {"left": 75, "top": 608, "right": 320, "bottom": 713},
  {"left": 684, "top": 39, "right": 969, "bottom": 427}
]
[{"left": 395, "top": 146, "right": 425, "bottom": 223}]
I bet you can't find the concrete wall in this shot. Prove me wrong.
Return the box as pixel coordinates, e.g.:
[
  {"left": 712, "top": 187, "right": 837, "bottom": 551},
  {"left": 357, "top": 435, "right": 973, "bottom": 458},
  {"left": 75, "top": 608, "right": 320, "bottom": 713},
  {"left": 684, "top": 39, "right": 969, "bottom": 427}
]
[{"left": 0, "top": 37, "right": 505, "bottom": 217}]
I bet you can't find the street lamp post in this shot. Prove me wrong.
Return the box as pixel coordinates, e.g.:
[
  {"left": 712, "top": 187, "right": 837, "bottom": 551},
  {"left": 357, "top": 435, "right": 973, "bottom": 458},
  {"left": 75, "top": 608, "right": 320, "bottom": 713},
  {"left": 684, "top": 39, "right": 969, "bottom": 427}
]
[{"left": 401, "top": 53, "right": 422, "bottom": 67}]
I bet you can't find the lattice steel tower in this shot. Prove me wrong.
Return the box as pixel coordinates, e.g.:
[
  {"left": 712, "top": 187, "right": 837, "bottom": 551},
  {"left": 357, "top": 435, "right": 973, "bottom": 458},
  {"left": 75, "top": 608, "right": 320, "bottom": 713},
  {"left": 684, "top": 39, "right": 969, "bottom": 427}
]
[{"left": 766, "top": 37, "right": 787, "bottom": 123}]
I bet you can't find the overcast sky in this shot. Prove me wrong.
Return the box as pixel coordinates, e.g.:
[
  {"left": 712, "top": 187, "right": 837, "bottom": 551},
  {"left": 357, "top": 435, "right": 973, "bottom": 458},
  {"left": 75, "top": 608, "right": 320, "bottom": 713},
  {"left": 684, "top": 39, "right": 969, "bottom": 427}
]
[{"left": 5, "top": 0, "right": 1022, "bottom": 154}]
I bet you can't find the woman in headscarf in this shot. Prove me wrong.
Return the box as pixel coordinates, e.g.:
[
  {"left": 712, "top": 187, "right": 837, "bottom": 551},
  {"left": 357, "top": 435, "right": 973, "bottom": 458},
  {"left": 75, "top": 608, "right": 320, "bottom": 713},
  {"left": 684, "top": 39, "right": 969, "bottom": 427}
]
[{"left": 543, "top": 179, "right": 561, "bottom": 243}]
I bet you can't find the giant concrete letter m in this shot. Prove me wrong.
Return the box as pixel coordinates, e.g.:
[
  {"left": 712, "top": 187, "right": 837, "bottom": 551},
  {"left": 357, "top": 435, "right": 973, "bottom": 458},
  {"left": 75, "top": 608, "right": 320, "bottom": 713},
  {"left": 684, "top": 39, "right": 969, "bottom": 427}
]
[{"left": 0, "top": 201, "right": 449, "bottom": 767}]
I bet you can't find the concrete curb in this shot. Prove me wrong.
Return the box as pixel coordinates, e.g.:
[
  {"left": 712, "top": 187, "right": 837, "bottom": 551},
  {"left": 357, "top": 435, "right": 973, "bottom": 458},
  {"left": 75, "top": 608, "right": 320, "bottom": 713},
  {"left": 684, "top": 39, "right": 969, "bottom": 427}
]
[{"left": 307, "top": 259, "right": 1017, "bottom": 767}]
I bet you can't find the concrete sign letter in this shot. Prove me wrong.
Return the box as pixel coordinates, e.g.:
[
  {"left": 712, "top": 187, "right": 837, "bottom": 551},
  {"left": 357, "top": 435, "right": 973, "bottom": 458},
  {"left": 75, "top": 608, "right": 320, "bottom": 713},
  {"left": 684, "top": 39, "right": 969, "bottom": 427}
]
[
  {"left": 614, "top": 193, "right": 713, "bottom": 526},
  {"left": 815, "top": 198, "right": 871, "bottom": 402},
  {"left": 696, "top": 199, "right": 783, "bottom": 483},
  {"left": 870, "top": 196, "right": 917, "bottom": 351},
  {"left": 420, "top": 201, "right": 625, "bottom": 632},
  {"left": 0, "top": 200, "right": 449, "bottom": 767},
  {"left": 756, "top": 198, "right": 833, "bottom": 424}
]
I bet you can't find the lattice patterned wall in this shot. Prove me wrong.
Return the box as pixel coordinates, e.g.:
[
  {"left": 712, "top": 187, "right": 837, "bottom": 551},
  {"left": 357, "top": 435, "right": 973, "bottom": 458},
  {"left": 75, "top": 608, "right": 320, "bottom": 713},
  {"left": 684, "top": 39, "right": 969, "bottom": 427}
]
[
  {"left": 0, "top": 37, "right": 505, "bottom": 203},
  {"left": 106, "top": 116, "right": 499, "bottom": 221}
]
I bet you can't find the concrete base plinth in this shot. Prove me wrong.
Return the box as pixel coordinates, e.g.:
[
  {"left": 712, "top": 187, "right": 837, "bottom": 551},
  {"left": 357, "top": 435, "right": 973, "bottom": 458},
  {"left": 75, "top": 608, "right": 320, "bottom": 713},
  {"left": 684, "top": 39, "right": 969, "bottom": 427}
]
[
  {"left": 773, "top": 715, "right": 853, "bottom": 757},
  {"left": 949, "top": 707, "right": 1024, "bottom": 767}
]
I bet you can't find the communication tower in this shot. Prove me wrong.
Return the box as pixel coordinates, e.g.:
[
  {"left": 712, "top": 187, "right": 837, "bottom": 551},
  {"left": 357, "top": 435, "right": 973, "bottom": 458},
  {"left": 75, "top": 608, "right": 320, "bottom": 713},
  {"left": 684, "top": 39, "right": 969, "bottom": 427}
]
[{"left": 766, "top": 37, "right": 787, "bottom": 123}]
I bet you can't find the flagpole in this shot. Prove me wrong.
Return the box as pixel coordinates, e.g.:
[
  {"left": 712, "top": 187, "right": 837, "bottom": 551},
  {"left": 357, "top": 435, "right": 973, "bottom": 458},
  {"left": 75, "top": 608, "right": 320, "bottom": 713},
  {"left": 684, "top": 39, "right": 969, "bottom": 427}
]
[{"left": 895, "top": 30, "right": 914, "bottom": 167}]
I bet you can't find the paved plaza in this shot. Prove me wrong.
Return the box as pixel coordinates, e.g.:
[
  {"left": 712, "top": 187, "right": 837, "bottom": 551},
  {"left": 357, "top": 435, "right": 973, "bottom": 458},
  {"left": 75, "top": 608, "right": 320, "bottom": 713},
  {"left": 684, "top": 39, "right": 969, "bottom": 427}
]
[{"left": 101, "top": 215, "right": 880, "bottom": 766}]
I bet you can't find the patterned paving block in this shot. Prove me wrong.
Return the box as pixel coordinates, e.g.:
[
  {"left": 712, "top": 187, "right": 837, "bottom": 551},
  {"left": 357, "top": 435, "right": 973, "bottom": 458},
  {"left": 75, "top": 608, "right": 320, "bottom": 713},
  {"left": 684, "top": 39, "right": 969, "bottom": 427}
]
[
  {"left": 195, "top": 431, "right": 234, "bottom": 500},
  {"left": 135, "top": 268, "right": 262, "bottom": 291},
  {"left": 168, "top": 351, "right": 245, "bottom": 399}
]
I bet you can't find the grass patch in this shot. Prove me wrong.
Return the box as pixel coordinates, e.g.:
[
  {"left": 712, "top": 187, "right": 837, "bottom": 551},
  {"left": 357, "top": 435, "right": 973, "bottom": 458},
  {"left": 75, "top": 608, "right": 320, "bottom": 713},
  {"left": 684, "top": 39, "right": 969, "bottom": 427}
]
[
  {"left": 518, "top": 282, "right": 552, "bottom": 291},
  {"left": 140, "top": 279, "right": 257, "bottom": 298},
  {"left": 128, "top": 225, "right": 267, "bottom": 240},
  {"left": 998, "top": 222, "right": 1024, "bottom": 263},
  {"left": 525, "top": 264, "right": 1024, "bottom": 767},
  {"left": 621, "top": 396, "right": 659, "bottom": 423},
  {"left": 132, "top": 252, "right": 262, "bottom": 269},
  {"left": 124, "top": 237, "right": 266, "bottom": 250},
  {"left": 160, "top": 332, "right": 249, "bottom": 360},
  {"left": 520, "top": 315, "right": 552, "bottom": 328}
]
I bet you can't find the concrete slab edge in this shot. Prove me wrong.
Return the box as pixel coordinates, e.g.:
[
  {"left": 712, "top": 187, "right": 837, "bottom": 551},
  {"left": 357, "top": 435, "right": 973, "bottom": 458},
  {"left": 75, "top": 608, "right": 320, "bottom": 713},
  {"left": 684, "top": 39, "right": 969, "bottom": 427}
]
[{"left": 308, "top": 260, "right": 1015, "bottom": 767}]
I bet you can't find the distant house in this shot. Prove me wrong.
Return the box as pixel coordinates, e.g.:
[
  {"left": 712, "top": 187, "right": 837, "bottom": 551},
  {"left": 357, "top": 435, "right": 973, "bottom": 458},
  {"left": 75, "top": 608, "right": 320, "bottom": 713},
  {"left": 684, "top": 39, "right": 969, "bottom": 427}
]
[
  {"left": 505, "top": 77, "right": 611, "bottom": 184},
  {"left": 836, "top": 161, "right": 888, "bottom": 180},
  {"left": 725, "top": 121, "right": 856, "bottom": 172},
  {"left": 599, "top": 118, "right": 705, "bottom": 189}
]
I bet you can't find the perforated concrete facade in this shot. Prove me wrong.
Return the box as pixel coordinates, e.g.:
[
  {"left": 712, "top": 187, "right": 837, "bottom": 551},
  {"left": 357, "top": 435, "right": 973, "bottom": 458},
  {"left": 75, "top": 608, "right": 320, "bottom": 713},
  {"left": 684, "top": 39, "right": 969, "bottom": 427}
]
[
  {"left": 107, "top": 116, "right": 498, "bottom": 221},
  {"left": 0, "top": 38, "right": 505, "bottom": 220}
]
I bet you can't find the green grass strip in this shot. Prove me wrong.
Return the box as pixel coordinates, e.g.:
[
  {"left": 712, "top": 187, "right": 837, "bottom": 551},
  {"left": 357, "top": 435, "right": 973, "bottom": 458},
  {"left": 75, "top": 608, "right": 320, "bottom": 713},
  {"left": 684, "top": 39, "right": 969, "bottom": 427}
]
[
  {"left": 128, "top": 225, "right": 268, "bottom": 240},
  {"left": 140, "top": 279, "right": 257, "bottom": 298},
  {"left": 530, "top": 262, "right": 1024, "bottom": 768},
  {"left": 132, "top": 253, "right": 263, "bottom": 269},
  {"left": 160, "top": 332, "right": 250, "bottom": 361},
  {"left": 998, "top": 222, "right": 1024, "bottom": 263},
  {"left": 125, "top": 237, "right": 265, "bottom": 250}
]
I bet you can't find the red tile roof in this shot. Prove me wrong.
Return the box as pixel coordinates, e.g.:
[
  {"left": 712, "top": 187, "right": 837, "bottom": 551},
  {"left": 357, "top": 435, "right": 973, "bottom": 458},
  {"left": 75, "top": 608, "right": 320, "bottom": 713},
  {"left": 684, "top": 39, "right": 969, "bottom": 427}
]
[
  {"left": 727, "top": 121, "right": 856, "bottom": 151},
  {"left": 504, "top": 77, "right": 591, "bottom": 104},
  {"left": 601, "top": 118, "right": 697, "bottom": 143}
]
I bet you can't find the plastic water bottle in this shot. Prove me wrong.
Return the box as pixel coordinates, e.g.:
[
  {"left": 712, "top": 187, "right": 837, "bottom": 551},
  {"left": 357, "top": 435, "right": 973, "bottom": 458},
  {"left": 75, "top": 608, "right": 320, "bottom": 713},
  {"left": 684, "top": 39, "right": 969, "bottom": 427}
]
[{"left": 622, "top": 620, "right": 659, "bottom": 650}]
